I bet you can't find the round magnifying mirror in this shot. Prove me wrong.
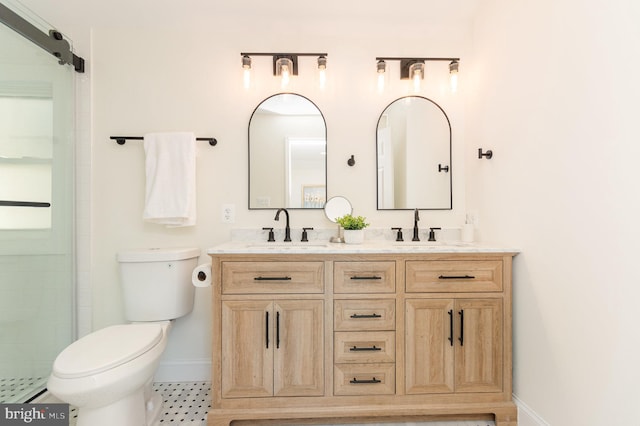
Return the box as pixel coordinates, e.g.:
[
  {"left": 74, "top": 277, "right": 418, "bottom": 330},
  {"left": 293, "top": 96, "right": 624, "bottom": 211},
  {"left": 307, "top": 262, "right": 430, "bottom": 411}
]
[{"left": 324, "top": 196, "right": 352, "bottom": 243}]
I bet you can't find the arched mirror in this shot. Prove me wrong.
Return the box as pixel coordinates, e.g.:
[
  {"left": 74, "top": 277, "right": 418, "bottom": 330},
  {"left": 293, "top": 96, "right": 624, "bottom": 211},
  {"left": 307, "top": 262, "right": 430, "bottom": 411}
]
[
  {"left": 376, "top": 96, "right": 452, "bottom": 210},
  {"left": 249, "top": 93, "right": 327, "bottom": 209}
]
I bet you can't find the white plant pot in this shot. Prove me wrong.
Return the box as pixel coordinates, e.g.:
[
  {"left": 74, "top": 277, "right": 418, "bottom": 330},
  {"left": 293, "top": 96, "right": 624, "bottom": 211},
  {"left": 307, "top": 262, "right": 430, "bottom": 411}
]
[{"left": 343, "top": 229, "right": 365, "bottom": 244}]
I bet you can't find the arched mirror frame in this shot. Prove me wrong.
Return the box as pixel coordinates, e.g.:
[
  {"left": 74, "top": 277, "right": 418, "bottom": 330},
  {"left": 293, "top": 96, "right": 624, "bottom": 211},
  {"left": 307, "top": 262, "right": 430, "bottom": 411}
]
[
  {"left": 375, "top": 95, "right": 453, "bottom": 210},
  {"left": 248, "top": 93, "right": 328, "bottom": 210}
]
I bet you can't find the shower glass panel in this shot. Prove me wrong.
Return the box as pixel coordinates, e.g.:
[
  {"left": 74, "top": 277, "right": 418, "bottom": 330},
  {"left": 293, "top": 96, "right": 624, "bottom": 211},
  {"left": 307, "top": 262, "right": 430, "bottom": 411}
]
[{"left": 0, "top": 2, "right": 75, "bottom": 403}]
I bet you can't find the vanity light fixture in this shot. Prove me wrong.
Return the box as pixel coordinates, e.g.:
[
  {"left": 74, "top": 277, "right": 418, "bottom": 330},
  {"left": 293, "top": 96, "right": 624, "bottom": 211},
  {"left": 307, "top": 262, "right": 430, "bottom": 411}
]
[
  {"left": 407, "top": 61, "right": 425, "bottom": 92},
  {"left": 242, "top": 55, "right": 252, "bottom": 89},
  {"left": 275, "top": 56, "right": 294, "bottom": 88},
  {"left": 377, "top": 60, "right": 386, "bottom": 92},
  {"left": 240, "top": 52, "right": 328, "bottom": 90},
  {"left": 318, "top": 55, "right": 327, "bottom": 90},
  {"left": 449, "top": 59, "right": 459, "bottom": 93},
  {"left": 376, "top": 56, "right": 460, "bottom": 93}
]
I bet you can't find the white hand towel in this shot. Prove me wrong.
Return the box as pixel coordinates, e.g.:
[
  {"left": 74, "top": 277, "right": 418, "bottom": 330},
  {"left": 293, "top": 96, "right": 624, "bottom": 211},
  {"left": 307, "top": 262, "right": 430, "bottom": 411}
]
[{"left": 143, "top": 132, "right": 196, "bottom": 227}]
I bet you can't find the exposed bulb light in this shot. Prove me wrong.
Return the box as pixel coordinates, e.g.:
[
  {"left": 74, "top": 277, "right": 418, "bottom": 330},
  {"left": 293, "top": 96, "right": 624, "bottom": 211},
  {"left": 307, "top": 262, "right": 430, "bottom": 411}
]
[
  {"left": 318, "top": 55, "right": 327, "bottom": 90},
  {"left": 377, "top": 60, "right": 386, "bottom": 92},
  {"left": 281, "top": 64, "right": 290, "bottom": 88},
  {"left": 242, "top": 55, "right": 252, "bottom": 89},
  {"left": 409, "top": 61, "right": 424, "bottom": 93},
  {"left": 449, "top": 59, "right": 459, "bottom": 93},
  {"left": 275, "top": 57, "right": 293, "bottom": 89}
]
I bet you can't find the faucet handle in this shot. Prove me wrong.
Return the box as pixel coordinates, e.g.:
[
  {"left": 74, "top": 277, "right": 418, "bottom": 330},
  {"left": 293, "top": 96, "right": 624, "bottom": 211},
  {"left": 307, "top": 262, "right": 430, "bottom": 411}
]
[
  {"left": 301, "top": 227, "right": 314, "bottom": 242},
  {"left": 262, "top": 227, "right": 275, "bottom": 242},
  {"left": 391, "top": 227, "right": 404, "bottom": 242},
  {"left": 428, "top": 227, "right": 441, "bottom": 242}
]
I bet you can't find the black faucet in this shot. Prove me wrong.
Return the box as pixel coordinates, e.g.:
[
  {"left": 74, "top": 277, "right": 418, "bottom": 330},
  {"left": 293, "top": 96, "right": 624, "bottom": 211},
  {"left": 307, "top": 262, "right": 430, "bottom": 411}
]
[
  {"left": 412, "top": 208, "right": 420, "bottom": 241},
  {"left": 274, "top": 208, "right": 291, "bottom": 242}
]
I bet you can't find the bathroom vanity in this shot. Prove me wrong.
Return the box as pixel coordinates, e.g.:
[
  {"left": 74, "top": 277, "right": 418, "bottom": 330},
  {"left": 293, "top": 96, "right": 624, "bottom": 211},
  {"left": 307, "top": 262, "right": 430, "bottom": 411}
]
[{"left": 207, "top": 242, "right": 518, "bottom": 426}]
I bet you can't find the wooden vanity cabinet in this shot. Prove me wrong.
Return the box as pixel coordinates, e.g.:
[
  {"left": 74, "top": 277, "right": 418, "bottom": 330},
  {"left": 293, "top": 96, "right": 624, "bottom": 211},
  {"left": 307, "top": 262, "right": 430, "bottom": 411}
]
[
  {"left": 221, "top": 299, "right": 324, "bottom": 398},
  {"left": 406, "top": 298, "right": 503, "bottom": 394},
  {"left": 209, "top": 252, "right": 518, "bottom": 426}
]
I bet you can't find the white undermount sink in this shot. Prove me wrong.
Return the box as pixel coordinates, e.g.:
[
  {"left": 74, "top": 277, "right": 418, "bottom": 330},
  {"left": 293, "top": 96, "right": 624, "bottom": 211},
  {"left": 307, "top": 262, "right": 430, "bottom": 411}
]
[
  {"left": 243, "top": 242, "right": 330, "bottom": 249},
  {"left": 391, "top": 241, "right": 471, "bottom": 248}
]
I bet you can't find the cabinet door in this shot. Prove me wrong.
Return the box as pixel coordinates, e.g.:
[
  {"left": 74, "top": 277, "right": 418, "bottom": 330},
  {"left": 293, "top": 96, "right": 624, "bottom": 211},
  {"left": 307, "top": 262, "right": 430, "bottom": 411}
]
[
  {"left": 273, "top": 300, "right": 324, "bottom": 396},
  {"left": 405, "top": 299, "right": 455, "bottom": 394},
  {"left": 221, "top": 300, "right": 274, "bottom": 398},
  {"left": 454, "top": 298, "right": 503, "bottom": 393}
]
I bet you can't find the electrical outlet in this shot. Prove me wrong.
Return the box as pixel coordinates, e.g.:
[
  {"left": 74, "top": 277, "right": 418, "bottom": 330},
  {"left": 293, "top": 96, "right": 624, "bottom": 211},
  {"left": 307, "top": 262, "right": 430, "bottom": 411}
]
[
  {"left": 222, "top": 204, "right": 235, "bottom": 223},
  {"left": 466, "top": 210, "right": 479, "bottom": 226}
]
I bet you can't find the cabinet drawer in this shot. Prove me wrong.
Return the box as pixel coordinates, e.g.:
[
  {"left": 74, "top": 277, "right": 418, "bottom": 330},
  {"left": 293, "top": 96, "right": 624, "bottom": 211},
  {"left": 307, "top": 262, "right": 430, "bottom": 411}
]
[
  {"left": 222, "top": 261, "right": 324, "bottom": 294},
  {"left": 334, "top": 331, "right": 395, "bottom": 363},
  {"left": 334, "top": 363, "right": 395, "bottom": 395},
  {"left": 406, "top": 260, "right": 503, "bottom": 293},
  {"left": 334, "top": 299, "right": 396, "bottom": 331},
  {"left": 334, "top": 261, "right": 395, "bottom": 293}
]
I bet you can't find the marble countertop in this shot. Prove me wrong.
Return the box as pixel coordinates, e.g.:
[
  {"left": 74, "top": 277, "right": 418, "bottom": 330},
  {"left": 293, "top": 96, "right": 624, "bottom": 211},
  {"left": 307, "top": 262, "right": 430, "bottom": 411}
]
[{"left": 207, "top": 240, "right": 520, "bottom": 255}]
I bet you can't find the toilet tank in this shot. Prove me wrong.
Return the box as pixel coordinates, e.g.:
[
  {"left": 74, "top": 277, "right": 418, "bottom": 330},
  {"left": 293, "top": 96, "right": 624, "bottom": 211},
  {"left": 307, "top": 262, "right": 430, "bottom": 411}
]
[{"left": 117, "top": 247, "right": 200, "bottom": 322}]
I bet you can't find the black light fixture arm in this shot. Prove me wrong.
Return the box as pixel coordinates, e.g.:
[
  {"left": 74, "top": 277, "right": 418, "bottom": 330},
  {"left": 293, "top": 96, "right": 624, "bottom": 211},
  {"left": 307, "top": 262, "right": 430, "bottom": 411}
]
[
  {"left": 0, "top": 3, "right": 85, "bottom": 72},
  {"left": 375, "top": 56, "right": 460, "bottom": 62}
]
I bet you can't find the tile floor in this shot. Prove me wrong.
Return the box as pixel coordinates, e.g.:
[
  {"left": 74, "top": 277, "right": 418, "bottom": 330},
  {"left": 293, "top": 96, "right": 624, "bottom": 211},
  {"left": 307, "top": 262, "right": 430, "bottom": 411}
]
[
  {"left": 0, "top": 376, "right": 47, "bottom": 403},
  {"left": 63, "top": 382, "right": 211, "bottom": 425},
  {"left": 33, "top": 380, "right": 496, "bottom": 426}
]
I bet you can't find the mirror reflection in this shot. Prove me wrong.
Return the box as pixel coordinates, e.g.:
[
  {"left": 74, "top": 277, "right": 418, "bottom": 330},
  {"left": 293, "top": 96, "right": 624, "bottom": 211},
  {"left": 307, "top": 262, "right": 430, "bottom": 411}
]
[
  {"left": 376, "top": 96, "right": 452, "bottom": 210},
  {"left": 249, "top": 93, "right": 327, "bottom": 209}
]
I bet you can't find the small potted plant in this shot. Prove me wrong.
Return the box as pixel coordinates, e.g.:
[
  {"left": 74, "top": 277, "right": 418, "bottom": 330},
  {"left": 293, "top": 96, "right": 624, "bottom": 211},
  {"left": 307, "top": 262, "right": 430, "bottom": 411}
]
[{"left": 335, "top": 214, "right": 369, "bottom": 244}]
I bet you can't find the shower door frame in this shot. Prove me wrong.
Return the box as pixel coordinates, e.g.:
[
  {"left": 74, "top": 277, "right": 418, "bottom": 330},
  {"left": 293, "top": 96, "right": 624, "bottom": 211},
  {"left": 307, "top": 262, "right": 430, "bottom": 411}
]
[{"left": 0, "top": 0, "right": 84, "bottom": 403}]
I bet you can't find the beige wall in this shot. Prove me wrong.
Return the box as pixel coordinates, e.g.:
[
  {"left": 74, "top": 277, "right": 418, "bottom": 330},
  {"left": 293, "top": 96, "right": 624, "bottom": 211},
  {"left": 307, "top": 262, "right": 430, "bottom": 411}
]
[
  {"left": 17, "top": 0, "right": 640, "bottom": 423},
  {"left": 90, "top": 26, "right": 468, "bottom": 378},
  {"left": 467, "top": 0, "right": 640, "bottom": 424}
]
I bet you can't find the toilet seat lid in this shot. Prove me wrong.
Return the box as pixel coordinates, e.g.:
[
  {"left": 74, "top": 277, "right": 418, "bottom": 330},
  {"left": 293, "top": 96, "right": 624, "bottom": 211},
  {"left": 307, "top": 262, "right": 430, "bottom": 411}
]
[{"left": 53, "top": 323, "right": 163, "bottom": 379}]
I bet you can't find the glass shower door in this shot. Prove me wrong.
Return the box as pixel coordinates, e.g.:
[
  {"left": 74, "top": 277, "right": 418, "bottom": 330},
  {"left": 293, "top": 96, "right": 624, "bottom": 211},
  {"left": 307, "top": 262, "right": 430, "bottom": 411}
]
[{"left": 0, "top": 3, "right": 75, "bottom": 403}]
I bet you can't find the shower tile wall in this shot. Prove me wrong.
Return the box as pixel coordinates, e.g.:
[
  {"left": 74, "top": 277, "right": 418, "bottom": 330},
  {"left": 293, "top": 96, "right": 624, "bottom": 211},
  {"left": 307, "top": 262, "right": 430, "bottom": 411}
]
[{"left": 75, "top": 71, "right": 92, "bottom": 339}]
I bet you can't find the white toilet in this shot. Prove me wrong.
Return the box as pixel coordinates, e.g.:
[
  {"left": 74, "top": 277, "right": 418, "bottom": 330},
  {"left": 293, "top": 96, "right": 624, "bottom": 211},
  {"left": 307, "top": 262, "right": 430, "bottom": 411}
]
[{"left": 47, "top": 247, "right": 200, "bottom": 426}]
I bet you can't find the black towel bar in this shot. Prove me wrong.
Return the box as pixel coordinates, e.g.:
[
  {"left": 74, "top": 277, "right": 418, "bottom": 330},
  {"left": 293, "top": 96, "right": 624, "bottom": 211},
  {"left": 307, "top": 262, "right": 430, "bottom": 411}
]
[
  {"left": 0, "top": 200, "right": 50, "bottom": 208},
  {"left": 110, "top": 136, "right": 217, "bottom": 146}
]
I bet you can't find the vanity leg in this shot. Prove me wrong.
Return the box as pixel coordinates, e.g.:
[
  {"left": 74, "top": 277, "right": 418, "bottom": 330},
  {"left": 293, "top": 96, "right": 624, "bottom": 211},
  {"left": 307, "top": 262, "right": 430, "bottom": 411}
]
[
  {"left": 494, "top": 407, "right": 518, "bottom": 426},
  {"left": 207, "top": 413, "right": 232, "bottom": 426}
]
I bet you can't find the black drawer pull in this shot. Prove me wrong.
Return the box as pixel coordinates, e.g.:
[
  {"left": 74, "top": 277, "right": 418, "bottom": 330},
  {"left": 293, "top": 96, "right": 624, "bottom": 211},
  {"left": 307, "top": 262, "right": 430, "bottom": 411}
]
[
  {"left": 438, "top": 274, "right": 475, "bottom": 280},
  {"left": 350, "top": 377, "right": 381, "bottom": 384},
  {"left": 276, "top": 311, "right": 280, "bottom": 349},
  {"left": 350, "top": 276, "right": 382, "bottom": 280},
  {"left": 265, "top": 311, "right": 269, "bottom": 349},
  {"left": 458, "top": 309, "right": 464, "bottom": 346},
  {"left": 350, "top": 345, "right": 382, "bottom": 352},
  {"left": 448, "top": 309, "right": 454, "bottom": 346},
  {"left": 350, "top": 313, "right": 382, "bottom": 319},
  {"left": 254, "top": 276, "right": 292, "bottom": 281}
]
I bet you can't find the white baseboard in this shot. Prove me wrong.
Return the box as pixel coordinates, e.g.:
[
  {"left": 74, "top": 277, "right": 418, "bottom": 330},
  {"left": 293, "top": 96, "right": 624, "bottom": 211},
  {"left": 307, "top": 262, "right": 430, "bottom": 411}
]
[
  {"left": 514, "top": 395, "right": 550, "bottom": 426},
  {"left": 154, "top": 358, "right": 211, "bottom": 383}
]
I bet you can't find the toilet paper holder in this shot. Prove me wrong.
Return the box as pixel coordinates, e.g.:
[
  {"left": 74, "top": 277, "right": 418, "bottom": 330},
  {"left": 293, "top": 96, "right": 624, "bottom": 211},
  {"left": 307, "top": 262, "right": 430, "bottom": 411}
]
[{"left": 192, "top": 263, "right": 212, "bottom": 287}]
